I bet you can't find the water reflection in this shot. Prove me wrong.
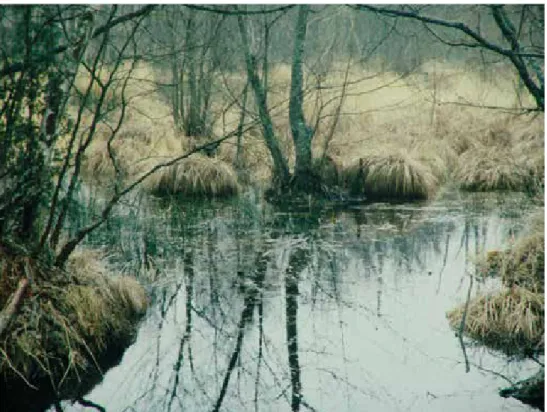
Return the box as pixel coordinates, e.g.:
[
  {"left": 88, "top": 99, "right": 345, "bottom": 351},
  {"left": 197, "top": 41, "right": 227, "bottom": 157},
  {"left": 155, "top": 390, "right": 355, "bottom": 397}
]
[{"left": 64, "top": 192, "right": 539, "bottom": 412}]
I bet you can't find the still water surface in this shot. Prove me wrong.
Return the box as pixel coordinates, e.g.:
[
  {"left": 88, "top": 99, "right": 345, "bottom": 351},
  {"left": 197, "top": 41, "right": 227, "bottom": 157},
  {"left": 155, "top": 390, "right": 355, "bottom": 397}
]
[{"left": 65, "top": 190, "right": 541, "bottom": 412}]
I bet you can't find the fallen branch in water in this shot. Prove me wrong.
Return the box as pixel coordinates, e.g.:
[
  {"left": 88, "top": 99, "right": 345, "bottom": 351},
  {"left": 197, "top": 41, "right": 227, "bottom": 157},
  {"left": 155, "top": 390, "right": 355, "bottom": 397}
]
[{"left": 0, "top": 278, "right": 30, "bottom": 338}]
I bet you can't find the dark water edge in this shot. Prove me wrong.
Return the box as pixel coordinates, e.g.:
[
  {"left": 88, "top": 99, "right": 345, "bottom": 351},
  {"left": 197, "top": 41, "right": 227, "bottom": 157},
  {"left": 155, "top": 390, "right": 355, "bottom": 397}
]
[{"left": 53, "top": 189, "right": 542, "bottom": 412}]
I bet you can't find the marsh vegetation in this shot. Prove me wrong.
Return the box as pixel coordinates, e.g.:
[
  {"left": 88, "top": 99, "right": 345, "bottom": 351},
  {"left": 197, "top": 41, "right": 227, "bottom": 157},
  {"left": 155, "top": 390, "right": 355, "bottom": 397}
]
[{"left": 0, "top": 4, "right": 544, "bottom": 411}]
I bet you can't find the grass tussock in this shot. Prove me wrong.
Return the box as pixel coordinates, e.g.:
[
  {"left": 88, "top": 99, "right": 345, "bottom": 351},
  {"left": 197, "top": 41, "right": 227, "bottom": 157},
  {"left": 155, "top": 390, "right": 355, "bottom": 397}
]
[
  {"left": 455, "top": 146, "right": 534, "bottom": 192},
  {"left": 481, "top": 229, "right": 544, "bottom": 293},
  {"left": 70, "top": 60, "right": 543, "bottom": 196},
  {"left": 80, "top": 121, "right": 184, "bottom": 182},
  {"left": 342, "top": 148, "right": 439, "bottom": 200},
  {"left": 413, "top": 138, "right": 457, "bottom": 180},
  {"left": 79, "top": 118, "right": 241, "bottom": 198},
  {"left": 447, "top": 287, "right": 544, "bottom": 357},
  {"left": 142, "top": 153, "right": 240, "bottom": 198},
  {"left": 0, "top": 245, "right": 147, "bottom": 409},
  {"left": 453, "top": 112, "right": 543, "bottom": 193},
  {"left": 448, "top": 221, "right": 544, "bottom": 358}
]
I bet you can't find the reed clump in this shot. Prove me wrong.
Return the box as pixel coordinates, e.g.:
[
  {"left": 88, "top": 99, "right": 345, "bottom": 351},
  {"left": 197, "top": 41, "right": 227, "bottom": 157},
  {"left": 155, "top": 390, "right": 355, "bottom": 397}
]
[
  {"left": 79, "top": 119, "right": 240, "bottom": 198},
  {"left": 453, "top": 112, "right": 543, "bottom": 193},
  {"left": 0, "top": 245, "right": 147, "bottom": 411}
]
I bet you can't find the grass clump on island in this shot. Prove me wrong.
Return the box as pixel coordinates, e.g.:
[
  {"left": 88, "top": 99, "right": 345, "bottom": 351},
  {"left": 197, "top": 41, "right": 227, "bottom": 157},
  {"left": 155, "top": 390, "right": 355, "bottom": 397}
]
[
  {"left": 341, "top": 147, "right": 440, "bottom": 201},
  {"left": 80, "top": 124, "right": 240, "bottom": 199},
  {"left": 447, "top": 212, "right": 545, "bottom": 409},
  {"left": 447, "top": 287, "right": 544, "bottom": 356},
  {"left": 481, "top": 230, "right": 544, "bottom": 293},
  {"left": 446, "top": 218, "right": 544, "bottom": 357},
  {"left": 0, "top": 244, "right": 147, "bottom": 411},
  {"left": 141, "top": 153, "right": 240, "bottom": 198}
]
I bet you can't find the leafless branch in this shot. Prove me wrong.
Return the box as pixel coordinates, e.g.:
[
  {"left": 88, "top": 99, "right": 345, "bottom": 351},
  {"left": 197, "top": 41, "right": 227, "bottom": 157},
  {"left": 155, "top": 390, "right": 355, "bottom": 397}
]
[
  {"left": 185, "top": 5, "right": 295, "bottom": 16},
  {"left": 0, "top": 5, "right": 157, "bottom": 77}
]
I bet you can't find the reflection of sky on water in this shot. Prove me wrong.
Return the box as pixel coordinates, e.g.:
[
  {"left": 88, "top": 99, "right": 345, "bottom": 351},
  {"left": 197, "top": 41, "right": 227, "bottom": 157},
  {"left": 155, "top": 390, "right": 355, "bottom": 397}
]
[{"left": 65, "top": 192, "right": 540, "bottom": 412}]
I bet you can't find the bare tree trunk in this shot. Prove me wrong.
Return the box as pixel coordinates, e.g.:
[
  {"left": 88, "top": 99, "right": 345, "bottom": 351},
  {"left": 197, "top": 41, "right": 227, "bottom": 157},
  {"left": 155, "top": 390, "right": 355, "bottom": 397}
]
[
  {"left": 237, "top": 13, "right": 290, "bottom": 187},
  {"left": 491, "top": 6, "right": 544, "bottom": 111},
  {"left": 289, "top": 5, "right": 320, "bottom": 192},
  {"left": 235, "top": 82, "right": 249, "bottom": 174}
]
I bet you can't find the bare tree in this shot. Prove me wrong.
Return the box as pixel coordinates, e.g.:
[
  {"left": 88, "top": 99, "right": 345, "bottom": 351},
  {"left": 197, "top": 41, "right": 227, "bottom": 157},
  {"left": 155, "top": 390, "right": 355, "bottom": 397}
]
[
  {"left": 237, "top": 5, "right": 323, "bottom": 194},
  {"left": 237, "top": 7, "right": 291, "bottom": 187},
  {"left": 288, "top": 5, "right": 319, "bottom": 192},
  {"left": 163, "top": 7, "right": 226, "bottom": 138},
  {"left": 0, "top": 5, "right": 157, "bottom": 265},
  {"left": 353, "top": 5, "right": 544, "bottom": 111}
]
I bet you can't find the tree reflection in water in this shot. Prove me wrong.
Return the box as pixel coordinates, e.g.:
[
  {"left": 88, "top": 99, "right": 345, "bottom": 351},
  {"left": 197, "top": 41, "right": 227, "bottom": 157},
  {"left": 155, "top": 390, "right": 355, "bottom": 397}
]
[{"left": 63, "top": 193, "right": 539, "bottom": 412}]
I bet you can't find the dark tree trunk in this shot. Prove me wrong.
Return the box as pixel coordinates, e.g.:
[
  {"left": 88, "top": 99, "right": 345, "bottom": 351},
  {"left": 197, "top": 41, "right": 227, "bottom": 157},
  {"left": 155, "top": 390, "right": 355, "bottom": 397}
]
[
  {"left": 237, "top": 14, "right": 290, "bottom": 187},
  {"left": 288, "top": 5, "right": 321, "bottom": 193}
]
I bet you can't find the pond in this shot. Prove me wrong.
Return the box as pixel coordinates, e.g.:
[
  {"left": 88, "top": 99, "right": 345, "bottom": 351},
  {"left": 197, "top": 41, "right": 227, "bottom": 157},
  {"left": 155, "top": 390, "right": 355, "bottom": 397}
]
[{"left": 63, "top": 189, "right": 541, "bottom": 412}]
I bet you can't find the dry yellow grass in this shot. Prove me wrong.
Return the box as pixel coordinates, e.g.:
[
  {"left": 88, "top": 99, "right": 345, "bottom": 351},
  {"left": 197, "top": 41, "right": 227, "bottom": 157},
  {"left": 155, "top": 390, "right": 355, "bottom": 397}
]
[
  {"left": 511, "top": 115, "right": 545, "bottom": 184},
  {"left": 447, "top": 287, "right": 544, "bottom": 357},
  {"left": 142, "top": 153, "right": 240, "bottom": 197},
  {"left": 449, "top": 215, "right": 544, "bottom": 358},
  {"left": 341, "top": 146, "right": 439, "bottom": 200},
  {"left": 70, "top": 60, "right": 542, "bottom": 194},
  {"left": 66, "top": 249, "right": 148, "bottom": 323},
  {"left": 216, "top": 131, "right": 273, "bottom": 187},
  {"left": 81, "top": 122, "right": 241, "bottom": 198},
  {"left": 72, "top": 62, "right": 243, "bottom": 197},
  {"left": 451, "top": 110, "right": 543, "bottom": 193},
  {"left": 0, "top": 245, "right": 147, "bottom": 409},
  {"left": 413, "top": 137, "right": 457, "bottom": 180},
  {"left": 73, "top": 61, "right": 169, "bottom": 118},
  {"left": 455, "top": 146, "right": 533, "bottom": 192},
  {"left": 81, "top": 121, "right": 184, "bottom": 182},
  {"left": 455, "top": 146, "right": 515, "bottom": 191},
  {"left": 480, "top": 229, "right": 544, "bottom": 293}
]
